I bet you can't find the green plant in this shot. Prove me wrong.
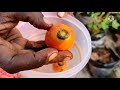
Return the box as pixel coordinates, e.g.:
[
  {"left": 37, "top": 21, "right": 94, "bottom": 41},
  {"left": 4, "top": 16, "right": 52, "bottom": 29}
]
[{"left": 77, "top": 12, "right": 120, "bottom": 37}]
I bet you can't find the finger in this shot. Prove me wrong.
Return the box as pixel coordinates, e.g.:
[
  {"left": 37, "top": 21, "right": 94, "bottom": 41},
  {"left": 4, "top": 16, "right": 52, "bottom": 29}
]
[
  {"left": 46, "top": 50, "right": 73, "bottom": 64},
  {"left": 31, "top": 15, "right": 52, "bottom": 30},
  {"left": 35, "top": 48, "right": 58, "bottom": 63},
  {"left": 37, "top": 17, "right": 53, "bottom": 30},
  {"left": 10, "top": 48, "right": 58, "bottom": 73},
  {"left": 0, "top": 45, "right": 58, "bottom": 74},
  {"left": 57, "top": 12, "right": 74, "bottom": 18},
  {"left": 25, "top": 40, "right": 47, "bottom": 51},
  {"left": 15, "top": 12, "right": 52, "bottom": 30},
  {"left": 57, "top": 12, "right": 66, "bottom": 18},
  {"left": 0, "top": 41, "right": 72, "bottom": 74}
]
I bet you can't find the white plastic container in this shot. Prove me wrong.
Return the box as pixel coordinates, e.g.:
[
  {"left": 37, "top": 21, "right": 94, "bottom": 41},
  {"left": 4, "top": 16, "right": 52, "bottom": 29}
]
[{"left": 16, "top": 12, "right": 91, "bottom": 78}]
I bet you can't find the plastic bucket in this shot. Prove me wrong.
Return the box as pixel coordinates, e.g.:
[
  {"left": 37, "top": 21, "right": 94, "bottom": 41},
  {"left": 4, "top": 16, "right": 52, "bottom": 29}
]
[{"left": 16, "top": 12, "right": 91, "bottom": 78}]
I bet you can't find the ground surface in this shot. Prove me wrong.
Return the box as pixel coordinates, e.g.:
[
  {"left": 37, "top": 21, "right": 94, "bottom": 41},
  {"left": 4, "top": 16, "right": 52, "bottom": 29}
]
[{"left": 75, "top": 65, "right": 92, "bottom": 78}]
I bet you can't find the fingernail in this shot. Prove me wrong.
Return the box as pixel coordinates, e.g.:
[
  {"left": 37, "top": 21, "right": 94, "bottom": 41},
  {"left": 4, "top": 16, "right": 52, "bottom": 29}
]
[
  {"left": 64, "top": 57, "right": 71, "bottom": 61},
  {"left": 66, "top": 51, "right": 73, "bottom": 59},
  {"left": 48, "top": 52, "right": 58, "bottom": 61},
  {"left": 58, "top": 12, "right": 65, "bottom": 18}
]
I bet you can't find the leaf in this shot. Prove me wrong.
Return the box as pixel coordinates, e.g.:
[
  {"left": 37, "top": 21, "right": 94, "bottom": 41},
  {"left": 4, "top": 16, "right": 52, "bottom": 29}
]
[
  {"left": 98, "top": 23, "right": 102, "bottom": 29},
  {"left": 93, "top": 24, "right": 98, "bottom": 30},
  {"left": 94, "top": 16, "right": 98, "bottom": 21},
  {"left": 99, "top": 16, "right": 111, "bottom": 30},
  {"left": 91, "top": 12, "right": 95, "bottom": 18},
  {"left": 100, "top": 22, "right": 109, "bottom": 30},
  {"left": 112, "top": 20, "right": 120, "bottom": 29},
  {"left": 91, "top": 12, "right": 99, "bottom": 19},
  {"left": 91, "top": 25, "right": 100, "bottom": 36},
  {"left": 87, "top": 23, "right": 94, "bottom": 29},
  {"left": 103, "top": 16, "right": 110, "bottom": 24},
  {"left": 95, "top": 12, "right": 101, "bottom": 16}
]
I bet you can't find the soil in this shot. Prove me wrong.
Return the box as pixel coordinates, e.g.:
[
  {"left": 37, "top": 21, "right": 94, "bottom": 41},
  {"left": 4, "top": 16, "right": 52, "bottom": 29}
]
[{"left": 90, "top": 48, "right": 115, "bottom": 64}]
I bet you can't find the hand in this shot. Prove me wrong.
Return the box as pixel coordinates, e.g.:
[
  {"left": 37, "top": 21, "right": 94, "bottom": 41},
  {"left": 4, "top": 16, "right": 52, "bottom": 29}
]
[
  {"left": 57, "top": 12, "right": 74, "bottom": 18},
  {"left": 0, "top": 12, "right": 73, "bottom": 74}
]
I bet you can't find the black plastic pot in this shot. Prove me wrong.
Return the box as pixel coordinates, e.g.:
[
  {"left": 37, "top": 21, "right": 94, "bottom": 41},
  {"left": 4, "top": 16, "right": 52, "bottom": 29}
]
[
  {"left": 91, "top": 32, "right": 106, "bottom": 49},
  {"left": 88, "top": 48, "right": 120, "bottom": 78},
  {"left": 75, "top": 13, "right": 92, "bottom": 25},
  {"left": 75, "top": 13, "right": 106, "bottom": 49},
  {"left": 89, "top": 61, "right": 119, "bottom": 78},
  {"left": 110, "top": 61, "right": 120, "bottom": 78}
]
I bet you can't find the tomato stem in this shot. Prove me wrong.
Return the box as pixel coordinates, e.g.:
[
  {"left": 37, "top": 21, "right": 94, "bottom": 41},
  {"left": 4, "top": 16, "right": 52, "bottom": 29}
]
[
  {"left": 58, "top": 62, "right": 65, "bottom": 66},
  {"left": 57, "top": 30, "right": 69, "bottom": 40}
]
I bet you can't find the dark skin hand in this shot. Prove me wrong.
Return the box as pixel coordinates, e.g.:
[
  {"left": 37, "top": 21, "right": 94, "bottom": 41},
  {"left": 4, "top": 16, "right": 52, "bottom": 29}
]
[{"left": 0, "top": 12, "right": 73, "bottom": 74}]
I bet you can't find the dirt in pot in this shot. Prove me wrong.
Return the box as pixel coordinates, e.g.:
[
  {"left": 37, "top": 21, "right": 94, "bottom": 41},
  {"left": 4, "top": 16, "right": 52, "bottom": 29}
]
[
  {"left": 90, "top": 47, "right": 119, "bottom": 65},
  {"left": 89, "top": 47, "right": 120, "bottom": 78}
]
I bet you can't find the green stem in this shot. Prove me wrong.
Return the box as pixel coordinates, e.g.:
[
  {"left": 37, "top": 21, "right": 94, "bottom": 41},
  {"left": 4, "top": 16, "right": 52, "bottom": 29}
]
[
  {"left": 110, "top": 12, "right": 120, "bottom": 14},
  {"left": 105, "top": 12, "right": 111, "bottom": 17},
  {"left": 99, "top": 12, "right": 105, "bottom": 20},
  {"left": 57, "top": 30, "right": 69, "bottom": 40},
  {"left": 58, "top": 62, "right": 65, "bottom": 66}
]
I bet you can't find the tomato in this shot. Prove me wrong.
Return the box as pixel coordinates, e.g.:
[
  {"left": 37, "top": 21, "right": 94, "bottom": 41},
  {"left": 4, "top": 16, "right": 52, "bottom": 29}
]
[
  {"left": 45, "top": 23, "right": 74, "bottom": 50},
  {"left": 52, "top": 61, "right": 68, "bottom": 72}
]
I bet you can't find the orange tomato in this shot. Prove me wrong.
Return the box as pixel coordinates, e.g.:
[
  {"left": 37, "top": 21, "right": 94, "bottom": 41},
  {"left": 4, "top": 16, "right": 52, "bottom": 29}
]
[
  {"left": 45, "top": 23, "right": 74, "bottom": 50},
  {"left": 52, "top": 61, "right": 68, "bottom": 72}
]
